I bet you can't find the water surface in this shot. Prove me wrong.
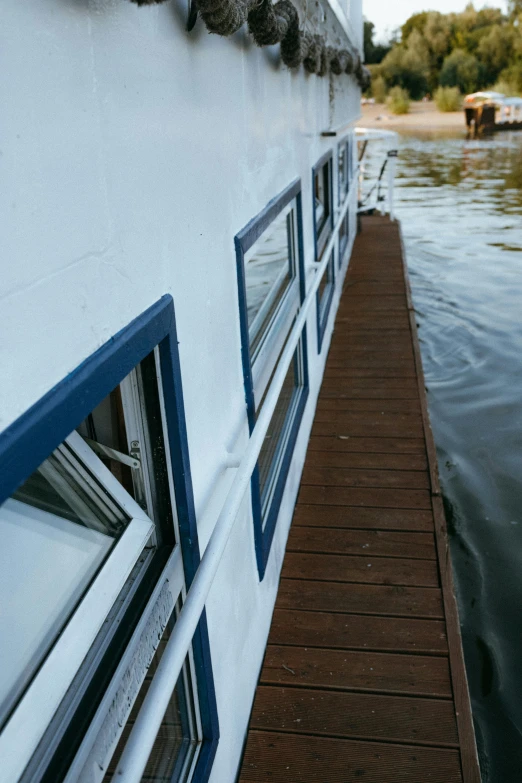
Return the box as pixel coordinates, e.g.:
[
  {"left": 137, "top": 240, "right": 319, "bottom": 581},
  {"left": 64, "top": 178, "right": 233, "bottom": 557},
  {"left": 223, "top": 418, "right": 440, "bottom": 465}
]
[{"left": 387, "top": 129, "right": 522, "bottom": 782}]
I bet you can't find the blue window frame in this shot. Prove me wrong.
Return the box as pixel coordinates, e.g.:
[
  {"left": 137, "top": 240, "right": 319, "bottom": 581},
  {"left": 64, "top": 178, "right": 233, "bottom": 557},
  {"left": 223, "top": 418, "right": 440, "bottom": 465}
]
[
  {"left": 313, "top": 151, "right": 335, "bottom": 352},
  {"left": 338, "top": 135, "right": 354, "bottom": 269},
  {"left": 0, "top": 296, "right": 218, "bottom": 783},
  {"left": 235, "top": 180, "right": 309, "bottom": 580},
  {"left": 316, "top": 249, "right": 336, "bottom": 352}
]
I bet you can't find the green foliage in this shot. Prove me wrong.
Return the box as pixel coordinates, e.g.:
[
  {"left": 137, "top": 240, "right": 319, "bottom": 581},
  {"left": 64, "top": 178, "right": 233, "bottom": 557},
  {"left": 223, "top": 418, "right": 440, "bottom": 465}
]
[
  {"left": 509, "top": 0, "right": 522, "bottom": 20},
  {"left": 380, "top": 30, "right": 430, "bottom": 99},
  {"left": 439, "top": 48, "right": 482, "bottom": 93},
  {"left": 366, "top": 2, "right": 522, "bottom": 102},
  {"left": 364, "top": 20, "right": 391, "bottom": 64},
  {"left": 401, "top": 12, "right": 430, "bottom": 43},
  {"left": 371, "top": 75, "right": 387, "bottom": 103},
  {"left": 492, "top": 78, "right": 519, "bottom": 96},
  {"left": 497, "top": 63, "right": 522, "bottom": 94},
  {"left": 478, "top": 25, "right": 515, "bottom": 83},
  {"left": 387, "top": 86, "right": 411, "bottom": 114},
  {"left": 434, "top": 86, "right": 462, "bottom": 111}
]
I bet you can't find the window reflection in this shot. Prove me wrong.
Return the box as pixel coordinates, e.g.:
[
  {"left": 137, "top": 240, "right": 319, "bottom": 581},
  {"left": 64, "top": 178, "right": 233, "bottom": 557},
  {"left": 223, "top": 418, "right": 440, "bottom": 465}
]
[{"left": 244, "top": 205, "right": 297, "bottom": 358}]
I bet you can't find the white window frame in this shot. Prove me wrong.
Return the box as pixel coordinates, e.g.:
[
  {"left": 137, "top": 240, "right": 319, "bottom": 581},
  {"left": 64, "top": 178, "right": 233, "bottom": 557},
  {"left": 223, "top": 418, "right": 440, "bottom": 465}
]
[{"left": 0, "top": 430, "right": 161, "bottom": 783}]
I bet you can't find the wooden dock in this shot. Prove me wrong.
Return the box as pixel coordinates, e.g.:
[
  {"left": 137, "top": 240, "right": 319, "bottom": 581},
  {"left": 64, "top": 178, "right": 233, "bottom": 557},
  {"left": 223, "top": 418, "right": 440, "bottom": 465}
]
[{"left": 238, "top": 215, "right": 481, "bottom": 782}]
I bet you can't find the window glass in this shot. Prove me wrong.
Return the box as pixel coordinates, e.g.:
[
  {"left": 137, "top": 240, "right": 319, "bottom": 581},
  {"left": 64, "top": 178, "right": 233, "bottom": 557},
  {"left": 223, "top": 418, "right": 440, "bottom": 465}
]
[
  {"left": 0, "top": 355, "right": 204, "bottom": 783},
  {"left": 318, "top": 251, "right": 335, "bottom": 314},
  {"left": 0, "top": 442, "right": 132, "bottom": 725},
  {"left": 339, "top": 212, "right": 349, "bottom": 265},
  {"left": 0, "top": 306, "right": 216, "bottom": 783},
  {"left": 244, "top": 204, "right": 297, "bottom": 358},
  {"left": 317, "top": 250, "right": 335, "bottom": 353},
  {"left": 338, "top": 143, "right": 347, "bottom": 201},
  {"left": 77, "top": 388, "right": 137, "bottom": 502},
  {"left": 257, "top": 345, "right": 302, "bottom": 522},
  {"left": 104, "top": 611, "right": 199, "bottom": 783},
  {"left": 314, "top": 157, "right": 333, "bottom": 259},
  {"left": 236, "top": 184, "right": 308, "bottom": 575},
  {"left": 314, "top": 165, "right": 330, "bottom": 240}
]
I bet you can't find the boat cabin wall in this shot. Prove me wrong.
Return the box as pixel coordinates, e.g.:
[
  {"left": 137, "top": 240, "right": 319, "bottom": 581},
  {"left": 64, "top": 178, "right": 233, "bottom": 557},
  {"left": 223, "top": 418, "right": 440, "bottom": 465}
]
[{"left": 1, "top": 1, "right": 362, "bottom": 780}]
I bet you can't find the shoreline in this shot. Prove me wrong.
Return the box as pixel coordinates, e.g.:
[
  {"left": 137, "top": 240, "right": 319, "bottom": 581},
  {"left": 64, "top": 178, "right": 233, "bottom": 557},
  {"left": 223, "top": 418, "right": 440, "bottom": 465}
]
[{"left": 360, "top": 100, "right": 467, "bottom": 133}]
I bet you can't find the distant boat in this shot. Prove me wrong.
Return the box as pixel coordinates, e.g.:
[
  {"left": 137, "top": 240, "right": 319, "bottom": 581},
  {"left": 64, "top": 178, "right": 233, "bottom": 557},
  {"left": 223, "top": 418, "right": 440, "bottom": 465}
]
[{"left": 464, "top": 91, "right": 522, "bottom": 134}]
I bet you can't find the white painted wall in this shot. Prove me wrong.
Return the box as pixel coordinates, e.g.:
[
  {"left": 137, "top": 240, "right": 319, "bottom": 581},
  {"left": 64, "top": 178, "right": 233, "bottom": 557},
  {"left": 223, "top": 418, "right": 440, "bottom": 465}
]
[{"left": 1, "top": 0, "right": 362, "bottom": 780}]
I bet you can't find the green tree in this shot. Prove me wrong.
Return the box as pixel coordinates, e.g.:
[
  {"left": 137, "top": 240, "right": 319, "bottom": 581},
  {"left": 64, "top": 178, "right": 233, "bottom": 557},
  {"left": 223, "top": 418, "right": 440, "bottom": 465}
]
[
  {"left": 439, "top": 48, "right": 482, "bottom": 93},
  {"left": 380, "top": 29, "right": 430, "bottom": 99},
  {"left": 366, "top": 3, "right": 521, "bottom": 101},
  {"left": 371, "top": 75, "right": 387, "bottom": 103},
  {"left": 508, "top": 0, "right": 522, "bottom": 20},
  {"left": 422, "top": 12, "right": 453, "bottom": 90},
  {"left": 478, "top": 25, "right": 515, "bottom": 83},
  {"left": 401, "top": 12, "right": 430, "bottom": 42},
  {"left": 364, "top": 20, "right": 391, "bottom": 64}
]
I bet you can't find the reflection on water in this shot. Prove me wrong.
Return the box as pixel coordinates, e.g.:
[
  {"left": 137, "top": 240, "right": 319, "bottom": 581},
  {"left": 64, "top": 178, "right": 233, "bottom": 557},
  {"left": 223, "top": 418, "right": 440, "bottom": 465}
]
[{"left": 374, "top": 130, "right": 522, "bottom": 782}]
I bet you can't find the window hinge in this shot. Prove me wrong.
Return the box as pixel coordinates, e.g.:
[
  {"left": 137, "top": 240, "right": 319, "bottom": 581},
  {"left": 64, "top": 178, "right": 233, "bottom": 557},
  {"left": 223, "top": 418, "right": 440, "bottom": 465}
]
[{"left": 83, "top": 437, "right": 141, "bottom": 470}]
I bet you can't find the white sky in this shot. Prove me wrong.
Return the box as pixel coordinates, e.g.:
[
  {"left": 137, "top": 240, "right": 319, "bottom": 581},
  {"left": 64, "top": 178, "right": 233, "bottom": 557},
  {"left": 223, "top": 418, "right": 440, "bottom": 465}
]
[{"left": 364, "top": 0, "right": 508, "bottom": 43}]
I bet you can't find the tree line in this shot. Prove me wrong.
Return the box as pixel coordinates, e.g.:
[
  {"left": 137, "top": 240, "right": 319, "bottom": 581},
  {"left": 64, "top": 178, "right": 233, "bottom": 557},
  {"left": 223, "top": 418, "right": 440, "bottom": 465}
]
[{"left": 365, "top": 1, "right": 522, "bottom": 100}]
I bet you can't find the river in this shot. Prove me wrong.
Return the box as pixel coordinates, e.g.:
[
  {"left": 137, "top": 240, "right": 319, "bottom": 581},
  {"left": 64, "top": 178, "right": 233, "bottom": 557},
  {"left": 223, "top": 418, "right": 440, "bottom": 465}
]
[{"left": 377, "top": 129, "right": 522, "bottom": 782}]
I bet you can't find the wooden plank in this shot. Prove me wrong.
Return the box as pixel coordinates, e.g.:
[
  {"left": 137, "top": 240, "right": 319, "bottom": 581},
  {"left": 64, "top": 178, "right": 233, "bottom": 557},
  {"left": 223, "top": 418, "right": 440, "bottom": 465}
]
[
  {"left": 321, "top": 377, "right": 420, "bottom": 389},
  {"left": 249, "top": 686, "right": 459, "bottom": 747},
  {"left": 334, "top": 314, "right": 411, "bottom": 326},
  {"left": 292, "top": 505, "right": 434, "bottom": 531},
  {"left": 344, "top": 282, "right": 409, "bottom": 296},
  {"left": 328, "top": 330, "right": 412, "bottom": 343},
  {"left": 261, "top": 645, "right": 453, "bottom": 697},
  {"left": 323, "top": 367, "right": 417, "bottom": 378},
  {"left": 277, "top": 579, "right": 444, "bottom": 619},
  {"left": 287, "top": 528, "right": 436, "bottom": 559},
  {"left": 325, "top": 357, "right": 416, "bottom": 370},
  {"left": 282, "top": 552, "right": 440, "bottom": 587},
  {"left": 298, "top": 485, "right": 432, "bottom": 510},
  {"left": 307, "top": 436, "right": 426, "bottom": 454},
  {"left": 304, "top": 450, "right": 428, "bottom": 471},
  {"left": 301, "top": 466, "right": 429, "bottom": 490},
  {"left": 319, "top": 387, "right": 420, "bottom": 399},
  {"left": 328, "top": 351, "right": 415, "bottom": 373},
  {"left": 269, "top": 608, "right": 448, "bottom": 655},
  {"left": 239, "top": 732, "right": 463, "bottom": 782},
  {"left": 313, "top": 411, "right": 422, "bottom": 427},
  {"left": 312, "top": 420, "right": 424, "bottom": 438},
  {"left": 328, "top": 345, "right": 415, "bottom": 357},
  {"left": 337, "top": 296, "right": 407, "bottom": 311},
  {"left": 317, "top": 398, "right": 422, "bottom": 413}
]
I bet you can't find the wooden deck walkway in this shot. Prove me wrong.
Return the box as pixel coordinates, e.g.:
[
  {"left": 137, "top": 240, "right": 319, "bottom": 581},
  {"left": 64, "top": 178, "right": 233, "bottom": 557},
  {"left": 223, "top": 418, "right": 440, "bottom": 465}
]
[{"left": 238, "top": 216, "right": 481, "bottom": 783}]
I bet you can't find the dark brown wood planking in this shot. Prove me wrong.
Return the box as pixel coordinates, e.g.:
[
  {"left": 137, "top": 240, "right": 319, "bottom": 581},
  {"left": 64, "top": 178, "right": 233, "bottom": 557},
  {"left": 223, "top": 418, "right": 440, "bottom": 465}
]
[{"left": 238, "top": 215, "right": 480, "bottom": 783}]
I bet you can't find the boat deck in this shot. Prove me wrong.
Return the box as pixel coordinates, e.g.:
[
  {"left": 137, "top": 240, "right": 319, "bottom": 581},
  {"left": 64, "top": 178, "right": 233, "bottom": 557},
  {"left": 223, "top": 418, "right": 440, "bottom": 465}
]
[{"left": 238, "top": 215, "right": 480, "bottom": 782}]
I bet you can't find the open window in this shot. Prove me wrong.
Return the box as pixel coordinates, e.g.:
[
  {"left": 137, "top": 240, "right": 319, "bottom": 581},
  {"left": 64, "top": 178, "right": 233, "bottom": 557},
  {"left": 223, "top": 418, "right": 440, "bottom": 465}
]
[
  {"left": 236, "top": 180, "right": 309, "bottom": 579},
  {"left": 0, "top": 297, "right": 218, "bottom": 783}
]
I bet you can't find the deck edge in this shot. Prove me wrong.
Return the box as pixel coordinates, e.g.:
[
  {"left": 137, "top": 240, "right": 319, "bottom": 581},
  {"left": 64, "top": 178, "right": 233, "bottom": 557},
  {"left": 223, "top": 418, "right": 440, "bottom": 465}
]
[{"left": 397, "top": 220, "right": 481, "bottom": 783}]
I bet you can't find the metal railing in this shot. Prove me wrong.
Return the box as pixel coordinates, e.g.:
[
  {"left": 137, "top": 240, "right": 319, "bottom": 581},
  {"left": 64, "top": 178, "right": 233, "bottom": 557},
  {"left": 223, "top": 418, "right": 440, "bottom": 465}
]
[{"left": 356, "top": 128, "right": 399, "bottom": 220}]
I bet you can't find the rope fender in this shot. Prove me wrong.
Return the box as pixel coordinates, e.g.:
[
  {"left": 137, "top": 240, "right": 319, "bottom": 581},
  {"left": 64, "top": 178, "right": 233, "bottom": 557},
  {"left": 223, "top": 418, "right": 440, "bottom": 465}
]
[{"left": 129, "top": 0, "right": 370, "bottom": 86}]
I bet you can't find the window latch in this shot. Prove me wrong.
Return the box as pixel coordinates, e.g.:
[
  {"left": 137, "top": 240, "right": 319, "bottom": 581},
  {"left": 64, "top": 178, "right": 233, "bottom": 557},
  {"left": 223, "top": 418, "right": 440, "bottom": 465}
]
[{"left": 83, "top": 437, "right": 141, "bottom": 470}]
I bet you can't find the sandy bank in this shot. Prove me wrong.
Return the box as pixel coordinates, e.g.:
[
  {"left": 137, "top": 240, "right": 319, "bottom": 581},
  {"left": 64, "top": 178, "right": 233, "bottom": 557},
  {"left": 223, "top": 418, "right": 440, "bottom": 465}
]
[{"left": 360, "top": 100, "right": 466, "bottom": 133}]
